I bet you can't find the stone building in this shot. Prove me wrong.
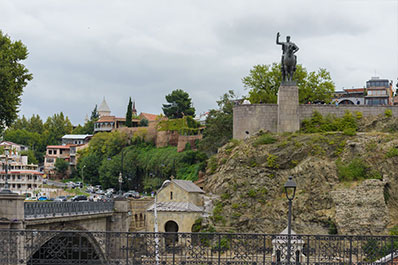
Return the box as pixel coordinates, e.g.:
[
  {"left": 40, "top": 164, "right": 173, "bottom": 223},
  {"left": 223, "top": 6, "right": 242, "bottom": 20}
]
[
  {"left": 0, "top": 145, "right": 43, "bottom": 197},
  {"left": 146, "top": 179, "right": 205, "bottom": 233}
]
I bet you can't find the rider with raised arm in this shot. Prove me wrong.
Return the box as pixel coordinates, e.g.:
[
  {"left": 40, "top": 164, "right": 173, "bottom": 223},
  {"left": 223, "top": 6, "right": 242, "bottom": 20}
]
[
  {"left": 276, "top": 32, "right": 299, "bottom": 82},
  {"left": 276, "top": 32, "right": 299, "bottom": 67}
]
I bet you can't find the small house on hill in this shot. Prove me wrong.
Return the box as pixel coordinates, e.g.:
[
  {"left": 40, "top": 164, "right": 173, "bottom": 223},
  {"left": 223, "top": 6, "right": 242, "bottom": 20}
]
[{"left": 146, "top": 179, "right": 205, "bottom": 233}]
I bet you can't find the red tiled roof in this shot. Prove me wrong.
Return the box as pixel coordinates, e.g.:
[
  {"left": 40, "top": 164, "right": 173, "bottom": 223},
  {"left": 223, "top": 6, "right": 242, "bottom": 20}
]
[
  {"left": 97, "top": 116, "right": 116, "bottom": 122},
  {"left": 96, "top": 116, "right": 126, "bottom": 122},
  {"left": 46, "top": 145, "right": 70, "bottom": 149},
  {"left": 344, "top": 88, "right": 365, "bottom": 93},
  {"left": 140, "top": 112, "right": 158, "bottom": 121}
]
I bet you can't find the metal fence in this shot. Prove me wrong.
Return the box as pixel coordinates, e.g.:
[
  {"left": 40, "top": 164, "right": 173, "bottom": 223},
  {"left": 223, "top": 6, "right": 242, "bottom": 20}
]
[
  {"left": 24, "top": 201, "right": 114, "bottom": 219},
  {"left": 1, "top": 230, "right": 398, "bottom": 265}
]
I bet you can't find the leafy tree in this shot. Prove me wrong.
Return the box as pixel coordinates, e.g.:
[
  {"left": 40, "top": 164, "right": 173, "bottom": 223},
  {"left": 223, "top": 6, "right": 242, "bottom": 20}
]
[
  {"left": 242, "top": 63, "right": 335, "bottom": 104},
  {"left": 162, "top": 89, "right": 195, "bottom": 119},
  {"left": 90, "top": 105, "right": 99, "bottom": 120},
  {"left": 125, "top": 97, "right": 133, "bottom": 127},
  {"left": 77, "top": 152, "right": 102, "bottom": 185},
  {"left": 54, "top": 158, "right": 69, "bottom": 179},
  {"left": 199, "top": 90, "right": 236, "bottom": 154},
  {"left": 27, "top": 114, "right": 44, "bottom": 134},
  {"left": 0, "top": 31, "right": 33, "bottom": 132},
  {"left": 20, "top": 150, "right": 38, "bottom": 164},
  {"left": 72, "top": 120, "right": 95, "bottom": 134},
  {"left": 140, "top": 118, "right": 149, "bottom": 127},
  {"left": 44, "top": 112, "right": 73, "bottom": 145}
]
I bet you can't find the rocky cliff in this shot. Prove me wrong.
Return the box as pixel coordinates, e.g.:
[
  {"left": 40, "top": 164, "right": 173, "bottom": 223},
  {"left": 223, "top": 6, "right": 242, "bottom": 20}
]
[{"left": 203, "top": 127, "right": 398, "bottom": 235}]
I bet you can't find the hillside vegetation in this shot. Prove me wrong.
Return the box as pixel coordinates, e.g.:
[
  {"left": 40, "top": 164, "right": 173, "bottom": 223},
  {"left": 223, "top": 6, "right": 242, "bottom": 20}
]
[{"left": 203, "top": 112, "right": 398, "bottom": 235}]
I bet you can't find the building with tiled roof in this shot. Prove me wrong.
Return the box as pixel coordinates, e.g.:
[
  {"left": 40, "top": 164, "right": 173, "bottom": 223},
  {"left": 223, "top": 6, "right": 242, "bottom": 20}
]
[
  {"left": 146, "top": 178, "right": 205, "bottom": 233},
  {"left": 139, "top": 112, "right": 158, "bottom": 122}
]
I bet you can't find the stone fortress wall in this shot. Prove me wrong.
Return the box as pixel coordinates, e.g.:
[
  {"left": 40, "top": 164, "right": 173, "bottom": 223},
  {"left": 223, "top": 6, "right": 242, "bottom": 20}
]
[{"left": 233, "top": 103, "right": 398, "bottom": 139}]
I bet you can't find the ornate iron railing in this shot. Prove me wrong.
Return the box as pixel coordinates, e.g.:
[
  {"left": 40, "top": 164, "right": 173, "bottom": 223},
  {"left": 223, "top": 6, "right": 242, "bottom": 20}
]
[
  {"left": 24, "top": 201, "right": 114, "bottom": 219},
  {"left": 1, "top": 230, "right": 398, "bottom": 265}
]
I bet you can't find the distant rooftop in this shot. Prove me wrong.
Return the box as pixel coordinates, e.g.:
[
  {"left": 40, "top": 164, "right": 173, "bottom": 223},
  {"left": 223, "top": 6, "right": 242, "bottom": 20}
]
[
  {"left": 62, "top": 134, "right": 92, "bottom": 140},
  {"left": 147, "top": 202, "right": 203, "bottom": 212}
]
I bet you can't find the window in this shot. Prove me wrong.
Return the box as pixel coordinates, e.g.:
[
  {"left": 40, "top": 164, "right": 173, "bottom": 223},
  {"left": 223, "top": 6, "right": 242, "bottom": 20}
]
[
  {"left": 170, "top": 191, "right": 173, "bottom": 200},
  {"left": 49, "top": 150, "right": 52, "bottom": 155}
]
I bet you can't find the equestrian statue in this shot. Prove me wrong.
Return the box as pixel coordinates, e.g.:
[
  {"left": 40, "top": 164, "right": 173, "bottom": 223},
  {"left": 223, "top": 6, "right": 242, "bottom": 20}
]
[{"left": 276, "top": 32, "right": 299, "bottom": 83}]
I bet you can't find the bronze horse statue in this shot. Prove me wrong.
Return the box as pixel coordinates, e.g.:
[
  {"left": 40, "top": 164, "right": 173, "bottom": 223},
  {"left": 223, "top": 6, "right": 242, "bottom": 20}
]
[{"left": 276, "top": 32, "right": 299, "bottom": 82}]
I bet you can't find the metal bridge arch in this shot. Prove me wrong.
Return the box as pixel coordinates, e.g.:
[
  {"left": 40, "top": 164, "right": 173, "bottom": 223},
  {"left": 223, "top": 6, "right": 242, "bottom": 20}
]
[{"left": 25, "top": 227, "right": 107, "bottom": 265}]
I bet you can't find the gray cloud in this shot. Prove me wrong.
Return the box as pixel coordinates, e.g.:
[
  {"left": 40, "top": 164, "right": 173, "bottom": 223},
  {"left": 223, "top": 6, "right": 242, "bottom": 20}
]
[{"left": 1, "top": 0, "right": 397, "bottom": 124}]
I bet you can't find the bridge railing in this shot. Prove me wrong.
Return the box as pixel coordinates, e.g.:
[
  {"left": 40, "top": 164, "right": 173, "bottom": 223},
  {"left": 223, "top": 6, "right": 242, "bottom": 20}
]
[
  {"left": 24, "top": 201, "right": 114, "bottom": 219},
  {"left": 1, "top": 230, "right": 398, "bottom": 265}
]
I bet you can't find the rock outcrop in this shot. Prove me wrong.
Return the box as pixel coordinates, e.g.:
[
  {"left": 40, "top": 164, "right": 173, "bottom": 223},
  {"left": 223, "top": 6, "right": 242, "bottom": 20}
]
[{"left": 203, "top": 131, "right": 398, "bottom": 235}]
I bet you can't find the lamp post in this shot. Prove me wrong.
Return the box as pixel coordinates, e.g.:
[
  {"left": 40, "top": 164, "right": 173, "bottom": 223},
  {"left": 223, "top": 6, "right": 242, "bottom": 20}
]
[
  {"left": 118, "top": 172, "right": 123, "bottom": 195},
  {"left": 154, "top": 179, "right": 171, "bottom": 265},
  {"left": 1, "top": 149, "right": 12, "bottom": 194},
  {"left": 284, "top": 176, "right": 297, "bottom": 264},
  {"left": 81, "top": 165, "right": 86, "bottom": 186}
]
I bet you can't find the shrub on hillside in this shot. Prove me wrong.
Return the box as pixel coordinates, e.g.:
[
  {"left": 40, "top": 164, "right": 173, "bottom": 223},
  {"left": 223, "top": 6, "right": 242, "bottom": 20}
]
[
  {"left": 385, "top": 109, "right": 393, "bottom": 117},
  {"left": 336, "top": 157, "right": 381, "bottom": 181},
  {"left": 301, "top": 110, "right": 358, "bottom": 133},
  {"left": 252, "top": 133, "right": 277, "bottom": 147}
]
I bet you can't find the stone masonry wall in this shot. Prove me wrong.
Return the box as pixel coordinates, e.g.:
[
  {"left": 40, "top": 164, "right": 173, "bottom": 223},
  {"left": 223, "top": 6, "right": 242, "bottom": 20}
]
[
  {"left": 233, "top": 104, "right": 278, "bottom": 139},
  {"left": 233, "top": 104, "right": 398, "bottom": 139}
]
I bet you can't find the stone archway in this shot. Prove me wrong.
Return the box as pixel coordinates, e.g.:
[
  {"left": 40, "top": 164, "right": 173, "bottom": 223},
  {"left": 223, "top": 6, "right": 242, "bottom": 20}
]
[
  {"left": 164, "top": 220, "right": 179, "bottom": 232},
  {"left": 164, "top": 220, "right": 179, "bottom": 247},
  {"left": 338, "top": 99, "right": 355, "bottom": 105},
  {"left": 27, "top": 231, "right": 106, "bottom": 265}
]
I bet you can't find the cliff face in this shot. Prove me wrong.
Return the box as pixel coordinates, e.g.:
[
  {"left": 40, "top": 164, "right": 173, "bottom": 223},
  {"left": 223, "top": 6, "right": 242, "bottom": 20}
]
[{"left": 203, "top": 131, "right": 398, "bottom": 235}]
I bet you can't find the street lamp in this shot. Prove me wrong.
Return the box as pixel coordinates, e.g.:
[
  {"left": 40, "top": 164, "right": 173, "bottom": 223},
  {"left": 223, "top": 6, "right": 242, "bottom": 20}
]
[
  {"left": 154, "top": 179, "right": 171, "bottom": 265},
  {"left": 284, "top": 176, "right": 297, "bottom": 263},
  {"left": 81, "top": 165, "right": 86, "bottom": 186},
  {"left": 118, "top": 172, "right": 123, "bottom": 195}
]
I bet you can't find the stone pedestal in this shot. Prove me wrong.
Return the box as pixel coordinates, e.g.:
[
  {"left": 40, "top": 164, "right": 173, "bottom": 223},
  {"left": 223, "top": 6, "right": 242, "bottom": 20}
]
[
  {"left": 277, "top": 82, "right": 299, "bottom": 133},
  {"left": 0, "top": 192, "right": 25, "bottom": 229}
]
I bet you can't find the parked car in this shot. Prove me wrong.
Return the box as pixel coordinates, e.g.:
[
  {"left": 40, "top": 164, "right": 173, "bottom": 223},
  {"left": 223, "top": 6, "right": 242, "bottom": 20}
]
[
  {"left": 123, "top": 191, "right": 140, "bottom": 199},
  {"left": 54, "top": 196, "right": 67, "bottom": 202},
  {"left": 95, "top": 190, "right": 105, "bottom": 195},
  {"left": 25, "top": 197, "right": 37, "bottom": 201},
  {"left": 38, "top": 196, "right": 48, "bottom": 201},
  {"left": 75, "top": 182, "right": 83, "bottom": 188},
  {"left": 71, "top": 195, "right": 88, "bottom": 201}
]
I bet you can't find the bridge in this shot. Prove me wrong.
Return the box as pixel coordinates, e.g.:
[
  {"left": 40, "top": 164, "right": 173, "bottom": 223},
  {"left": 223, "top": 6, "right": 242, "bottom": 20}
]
[
  {"left": 1, "top": 193, "right": 396, "bottom": 265},
  {"left": 1, "top": 229, "right": 397, "bottom": 265},
  {"left": 0, "top": 193, "right": 131, "bottom": 232}
]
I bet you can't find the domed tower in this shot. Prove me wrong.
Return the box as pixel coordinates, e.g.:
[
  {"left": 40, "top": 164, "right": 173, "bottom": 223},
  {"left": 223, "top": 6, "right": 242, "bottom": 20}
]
[{"left": 98, "top": 97, "right": 111, "bottom": 117}]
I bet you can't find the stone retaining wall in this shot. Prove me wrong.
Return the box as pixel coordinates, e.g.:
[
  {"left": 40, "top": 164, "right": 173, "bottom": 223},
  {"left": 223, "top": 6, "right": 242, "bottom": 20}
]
[{"left": 233, "top": 104, "right": 398, "bottom": 139}]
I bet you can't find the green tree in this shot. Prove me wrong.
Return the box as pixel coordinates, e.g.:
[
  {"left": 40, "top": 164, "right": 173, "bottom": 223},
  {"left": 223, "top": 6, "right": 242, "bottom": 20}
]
[
  {"left": 54, "top": 158, "right": 69, "bottom": 179},
  {"left": 140, "top": 118, "right": 149, "bottom": 127},
  {"left": 0, "top": 31, "right": 33, "bottom": 132},
  {"left": 162, "top": 89, "right": 195, "bottom": 119},
  {"left": 20, "top": 150, "right": 38, "bottom": 164},
  {"left": 27, "top": 114, "right": 44, "bottom": 134},
  {"left": 90, "top": 105, "right": 99, "bottom": 121},
  {"left": 242, "top": 63, "right": 335, "bottom": 104},
  {"left": 199, "top": 90, "right": 236, "bottom": 154},
  {"left": 44, "top": 112, "right": 73, "bottom": 145},
  {"left": 125, "top": 97, "right": 133, "bottom": 127},
  {"left": 72, "top": 120, "right": 95, "bottom": 134}
]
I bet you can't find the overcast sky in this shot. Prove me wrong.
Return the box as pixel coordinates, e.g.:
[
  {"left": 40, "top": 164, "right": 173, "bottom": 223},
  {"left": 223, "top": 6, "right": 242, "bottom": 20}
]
[{"left": 1, "top": 0, "right": 398, "bottom": 125}]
